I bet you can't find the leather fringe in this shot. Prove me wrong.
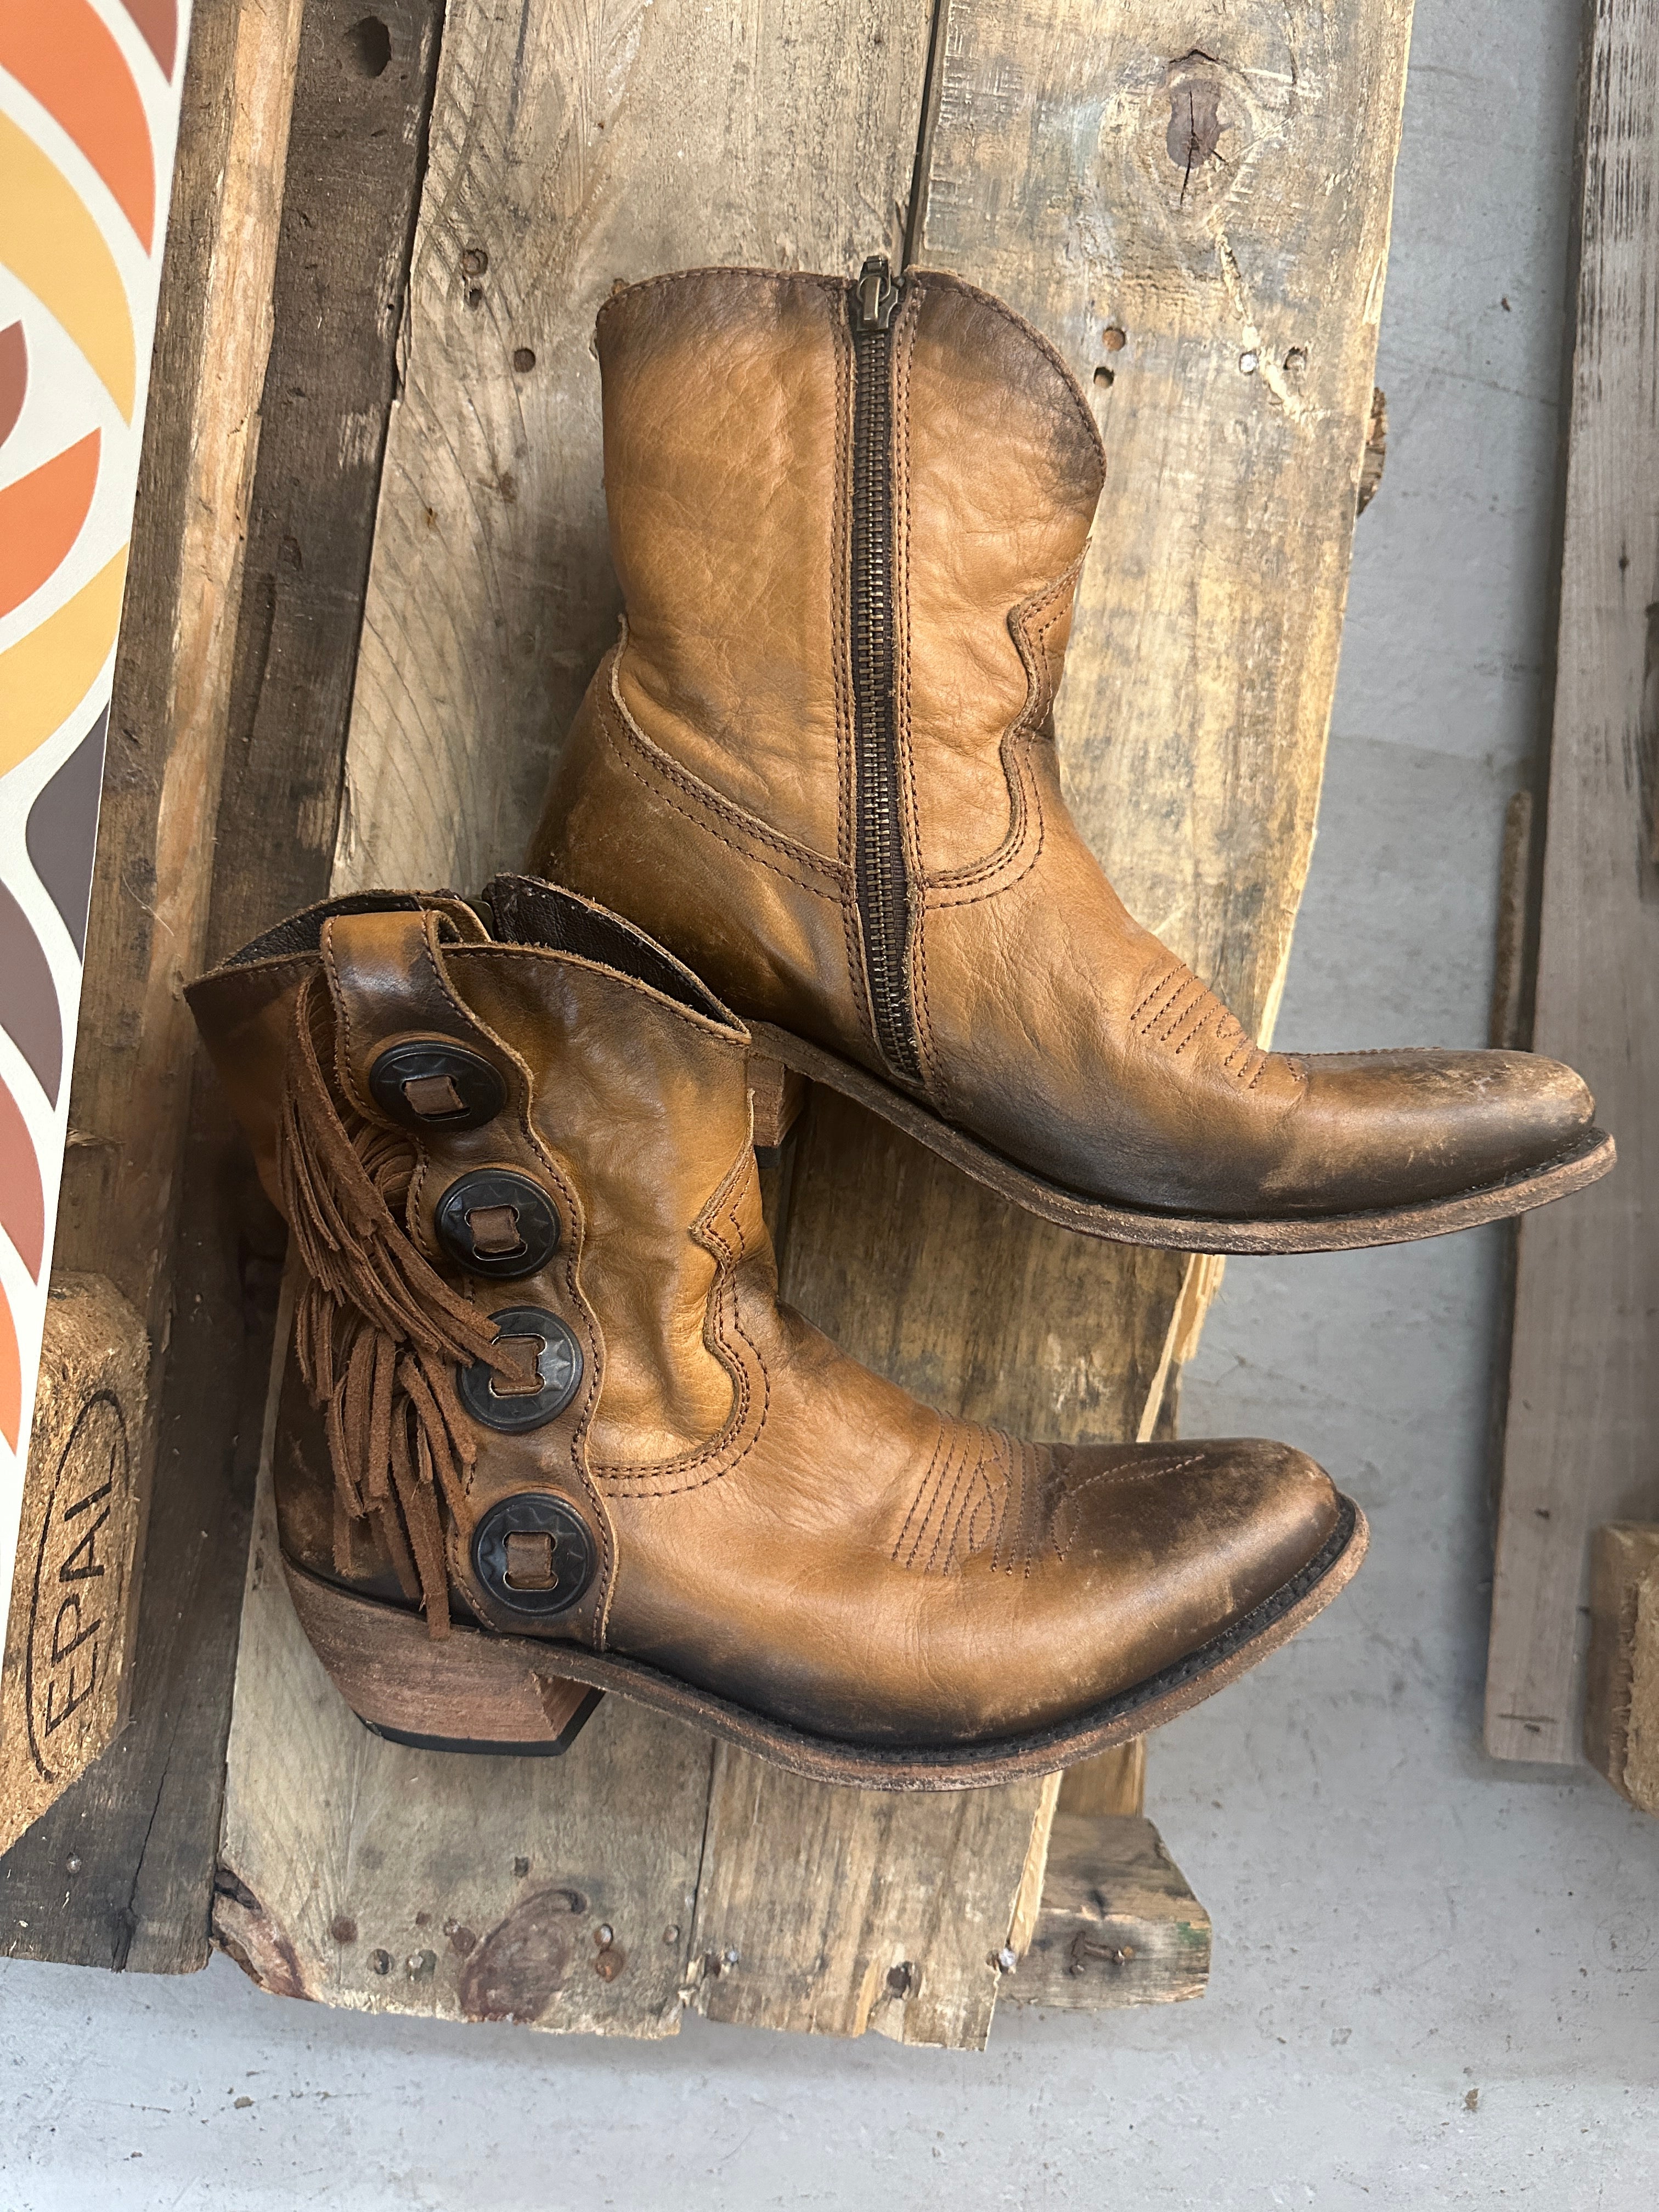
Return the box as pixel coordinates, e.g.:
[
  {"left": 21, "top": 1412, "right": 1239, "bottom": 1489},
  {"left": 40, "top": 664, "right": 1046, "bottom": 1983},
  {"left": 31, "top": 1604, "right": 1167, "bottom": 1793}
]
[{"left": 278, "top": 974, "right": 501, "bottom": 1637}]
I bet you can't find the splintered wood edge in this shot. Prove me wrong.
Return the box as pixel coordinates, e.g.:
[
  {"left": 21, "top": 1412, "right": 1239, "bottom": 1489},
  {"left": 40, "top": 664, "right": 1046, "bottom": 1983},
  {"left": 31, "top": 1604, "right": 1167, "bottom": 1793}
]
[{"left": 1004, "top": 1812, "right": 1212, "bottom": 2011}]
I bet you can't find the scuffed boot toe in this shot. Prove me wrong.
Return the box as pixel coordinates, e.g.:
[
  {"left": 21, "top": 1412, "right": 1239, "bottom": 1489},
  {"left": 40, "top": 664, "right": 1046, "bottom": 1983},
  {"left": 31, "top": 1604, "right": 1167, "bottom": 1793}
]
[
  {"left": 1278, "top": 1047, "right": 1598, "bottom": 1215},
  {"left": 1040, "top": 1436, "right": 1345, "bottom": 1710}
]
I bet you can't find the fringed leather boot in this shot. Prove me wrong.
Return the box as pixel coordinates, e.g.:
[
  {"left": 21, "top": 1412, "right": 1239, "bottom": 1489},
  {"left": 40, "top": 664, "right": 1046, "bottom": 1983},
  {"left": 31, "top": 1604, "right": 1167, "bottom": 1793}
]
[
  {"left": 188, "top": 876, "right": 1365, "bottom": 1786},
  {"left": 531, "top": 262, "right": 1611, "bottom": 1254}
]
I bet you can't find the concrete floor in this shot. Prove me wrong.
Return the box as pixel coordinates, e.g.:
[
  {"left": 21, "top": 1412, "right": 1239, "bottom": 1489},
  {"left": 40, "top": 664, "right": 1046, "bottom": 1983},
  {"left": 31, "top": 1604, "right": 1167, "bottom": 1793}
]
[{"left": 2, "top": 2, "right": 1656, "bottom": 2204}]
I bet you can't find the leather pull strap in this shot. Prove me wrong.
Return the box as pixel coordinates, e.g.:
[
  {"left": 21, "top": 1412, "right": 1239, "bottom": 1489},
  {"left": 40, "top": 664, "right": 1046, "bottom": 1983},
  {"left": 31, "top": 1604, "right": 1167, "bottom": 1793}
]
[{"left": 319, "top": 906, "right": 522, "bottom": 1132}]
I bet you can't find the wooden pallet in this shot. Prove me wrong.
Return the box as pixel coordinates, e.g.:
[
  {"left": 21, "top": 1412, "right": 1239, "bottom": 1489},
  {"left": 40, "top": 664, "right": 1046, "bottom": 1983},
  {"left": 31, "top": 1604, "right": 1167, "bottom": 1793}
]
[
  {"left": 1485, "top": 0, "right": 1659, "bottom": 1769},
  {"left": 2, "top": 0, "right": 1413, "bottom": 2040}
]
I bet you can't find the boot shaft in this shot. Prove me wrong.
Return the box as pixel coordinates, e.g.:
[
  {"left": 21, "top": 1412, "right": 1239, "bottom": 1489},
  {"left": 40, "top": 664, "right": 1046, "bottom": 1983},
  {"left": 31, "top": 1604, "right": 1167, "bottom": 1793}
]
[
  {"left": 187, "top": 878, "right": 772, "bottom": 1489},
  {"left": 597, "top": 263, "right": 1105, "bottom": 888}
]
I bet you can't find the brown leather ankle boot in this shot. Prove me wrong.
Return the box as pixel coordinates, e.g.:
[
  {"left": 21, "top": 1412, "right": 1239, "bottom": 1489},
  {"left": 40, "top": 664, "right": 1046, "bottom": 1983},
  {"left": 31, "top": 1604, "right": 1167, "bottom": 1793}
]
[
  {"left": 531, "top": 262, "right": 1611, "bottom": 1255},
  {"left": 187, "top": 876, "right": 1365, "bottom": 1787}
]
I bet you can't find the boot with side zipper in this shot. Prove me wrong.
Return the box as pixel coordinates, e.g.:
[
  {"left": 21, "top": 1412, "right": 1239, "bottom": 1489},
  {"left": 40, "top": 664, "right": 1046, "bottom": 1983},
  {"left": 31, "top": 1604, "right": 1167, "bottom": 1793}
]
[
  {"left": 531, "top": 260, "right": 1612, "bottom": 1254},
  {"left": 187, "top": 874, "right": 1366, "bottom": 1787}
]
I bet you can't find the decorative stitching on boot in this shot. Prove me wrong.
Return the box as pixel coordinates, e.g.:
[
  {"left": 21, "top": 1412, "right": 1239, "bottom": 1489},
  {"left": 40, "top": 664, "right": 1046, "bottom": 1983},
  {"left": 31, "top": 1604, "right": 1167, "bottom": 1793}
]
[
  {"left": 600, "top": 656, "right": 843, "bottom": 896},
  {"left": 588, "top": 1143, "right": 772, "bottom": 1498},
  {"left": 892, "top": 1418, "right": 1066, "bottom": 1576},
  {"left": 916, "top": 558, "right": 1084, "bottom": 911},
  {"left": 1131, "top": 957, "right": 1277, "bottom": 1090}
]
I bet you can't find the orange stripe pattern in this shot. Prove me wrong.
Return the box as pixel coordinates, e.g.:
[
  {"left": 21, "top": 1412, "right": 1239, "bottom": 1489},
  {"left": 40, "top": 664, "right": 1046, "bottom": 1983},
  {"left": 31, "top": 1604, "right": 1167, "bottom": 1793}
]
[{"left": 0, "top": 5, "right": 183, "bottom": 1489}]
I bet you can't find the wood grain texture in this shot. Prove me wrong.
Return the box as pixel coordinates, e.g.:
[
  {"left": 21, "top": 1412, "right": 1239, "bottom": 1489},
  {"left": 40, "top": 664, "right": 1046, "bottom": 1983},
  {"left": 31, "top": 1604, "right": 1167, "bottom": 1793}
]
[
  {"left": 0, "top": 1274, "right": 148, "bottom": 1858},
  {"left": 227, "top": 0, "right": 1046, "bottom": 2047},
  {"left": 1058, "top": 1738, "right": 1146, "bottom": 1820},
  {"left": 687, "top": 1752, "right": 1053, "bottom": 2047},
  {"left": 2, "top": 0, "right": 448, "bottom": 1968},
  {"left": 210, "top": 0, "right": 447, "bottom": 960},
  {"left": 1003, "top": 1812, "right": 1211, "bottom": 2010},
  {"left": 1485, "top": 0, "right": 1659, "bottom": 1765},
  {"left": 783, "top": 0, "right": 1417, "bottom": 1472},
  {"left": 54, "top": 0, "right": 303, "bottom": 1312},
  {"left": 335, "top": 0, "right": 934, "bottom": 893},
  {"left": 1583, "top": 1525, "right": 1659, "bottom": 1814},
  {"left": 0, "top": 0, "right": 308, "bottom": 1966}
]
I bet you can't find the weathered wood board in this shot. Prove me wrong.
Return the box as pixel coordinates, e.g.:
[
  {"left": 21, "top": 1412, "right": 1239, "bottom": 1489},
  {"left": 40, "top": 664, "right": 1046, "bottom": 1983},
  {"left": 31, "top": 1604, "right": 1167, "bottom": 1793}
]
[
  {"left": 1059, "top": 1739, "right": 1146, "bottom": 1821},
  {"left": 232, "top": 0, "right": 1025, "bottom": 2050},
  {"left": 689, "top": 1755, "right": 1053, "bottom": 2046},
  {"left": 215, "top": 0, "right": 1415, "bottom": 2046},
  {"left": 1485, "top": 0, "right": 1659, "bottom": 1766},
  {"left": 0, "top": 0, "right": 308, "bottom": 1961},
  {"left": 1583, "top": 1525, "right": 1659, "bottom": 1815},
  {"left": 1002, "top": 1812, "right": 1212, "bottom": 2011},
  {"left": 1, "top": 0, "right": 450, "bottom": 1965},
  {"left": 794, "top": 0, "right": 1419, "bottom": 1452},
  {"left": 0, "top": 1275, "right": 148, "bottom": 1859}
]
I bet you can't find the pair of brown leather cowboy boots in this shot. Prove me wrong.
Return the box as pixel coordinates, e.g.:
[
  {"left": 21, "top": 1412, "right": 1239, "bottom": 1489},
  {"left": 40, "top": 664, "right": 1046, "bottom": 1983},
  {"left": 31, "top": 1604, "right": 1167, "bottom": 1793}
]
[{"left": 189, "top": 264, "right": 1611, "bottom": 1788}]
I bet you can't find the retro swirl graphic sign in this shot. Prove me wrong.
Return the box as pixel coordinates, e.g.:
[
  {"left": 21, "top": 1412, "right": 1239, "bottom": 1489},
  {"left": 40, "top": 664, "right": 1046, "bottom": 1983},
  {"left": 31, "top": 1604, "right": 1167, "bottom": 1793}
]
[{"left": 0, "top": 2, "right": 189, "bottom": 1644}]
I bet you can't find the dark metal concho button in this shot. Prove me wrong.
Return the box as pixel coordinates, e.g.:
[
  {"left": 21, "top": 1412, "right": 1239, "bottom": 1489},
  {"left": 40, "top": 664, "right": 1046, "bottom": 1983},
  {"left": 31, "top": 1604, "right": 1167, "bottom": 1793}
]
[
  {"left": 435, "top": 1170, "right": 560, "bottom": 1280},
  {"left": 457, "top": 1306, "right": 583, "bottom": 1432},
  {"left": 368, "top": 1040, "right": 506, "bottom": 1131},
  {"left": 471, "top": 1493, "right": 596, "bottom": 1618}
]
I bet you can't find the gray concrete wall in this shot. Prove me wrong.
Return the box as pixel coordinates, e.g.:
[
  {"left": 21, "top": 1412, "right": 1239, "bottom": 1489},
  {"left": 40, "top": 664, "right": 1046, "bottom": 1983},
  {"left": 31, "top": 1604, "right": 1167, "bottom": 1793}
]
[{"left": 2, "top": 2, "right": 1654, "bottom": 2202}]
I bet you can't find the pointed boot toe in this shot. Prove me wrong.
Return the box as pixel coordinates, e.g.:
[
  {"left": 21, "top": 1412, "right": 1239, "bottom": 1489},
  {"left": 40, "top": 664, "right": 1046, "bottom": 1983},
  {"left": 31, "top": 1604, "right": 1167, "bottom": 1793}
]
[
  {"left": 1015, "top": 1436, "right": 1353, "bottom": 1730},
  {"left": 1275, "top": 1048, "right": 1600, "bottom": 1217},
  {"left": 533, "top": 260, "right": 1612, "bottom": 1254},
  {"left": 189, "top": 878, "right": 1366, "bottom": 1789}
]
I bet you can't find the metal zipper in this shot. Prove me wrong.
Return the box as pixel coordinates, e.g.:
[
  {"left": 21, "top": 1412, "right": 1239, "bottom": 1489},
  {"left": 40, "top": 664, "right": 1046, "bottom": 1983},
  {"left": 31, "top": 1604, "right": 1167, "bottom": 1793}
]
[{"left": 849, "top": 254, "right": 923, "bottom": 1085}]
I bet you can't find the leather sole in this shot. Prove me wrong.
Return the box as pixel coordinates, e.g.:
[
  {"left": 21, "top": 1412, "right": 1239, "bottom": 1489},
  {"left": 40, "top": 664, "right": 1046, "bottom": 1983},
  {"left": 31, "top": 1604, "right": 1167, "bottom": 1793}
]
[
  {"left": 748, "top": 1020, "right": 1617, "bottom": 1255},
  {"left": 283, "top": 1493, "right": 1367, "bottom": 1790}
]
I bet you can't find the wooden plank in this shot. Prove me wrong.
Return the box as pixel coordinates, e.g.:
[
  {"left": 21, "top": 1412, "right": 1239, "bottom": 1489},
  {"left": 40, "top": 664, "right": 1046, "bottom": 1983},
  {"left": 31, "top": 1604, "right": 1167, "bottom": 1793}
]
[
  {"left": 1003, "top": 1813, "right": 1211, "bottom": 2010},
  {"left": 0, "top": 0, "right": 308, "bottom": 1965},
  {"left": 1, "top": 0, "right": 447, "bottom": 1965},
  {"left": 687, "top": 1756, "right": 1055, "bottom": 2049},
  {"left": 1583, "top": 1525, "right": 1659, "bottom": 1815},
  {"left": 227, "top": 0, "right": 988, "bottom": 2044},
  {"left": 0, "top": 1276, "right": 148, "bottom": 1859},
  {"left": 785, "top": 0, "right": 1418, "bottom": 1477},
  {"left": 1485, "top": 0, "right": 1659, "bottom": 1765},
  {"left": 209, "top": 0, "right": 448, "bottom": 962}
]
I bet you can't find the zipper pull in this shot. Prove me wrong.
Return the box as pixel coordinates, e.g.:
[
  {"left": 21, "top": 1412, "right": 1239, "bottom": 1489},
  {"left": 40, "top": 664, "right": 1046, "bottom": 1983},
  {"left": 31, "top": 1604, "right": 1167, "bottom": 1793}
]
[{"left": 855, "top": 255, "right": 899, "bottom": 333}]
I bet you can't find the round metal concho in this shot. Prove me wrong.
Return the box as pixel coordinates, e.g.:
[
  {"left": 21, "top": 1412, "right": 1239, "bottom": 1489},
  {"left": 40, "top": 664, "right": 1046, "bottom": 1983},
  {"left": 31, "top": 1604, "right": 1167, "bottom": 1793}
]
[
  {"left": 457, "top": 1306, "right": 583, "bottom": 1433},
  {"left": 367, "top": 1039, "right": 506, "bottom": 1132},
  {"left": 471, "top": 1492, "right": 597, "bottom": 1618},
  {"left": 435, "top": 1169, "right": 561, "bottom": 1280}
]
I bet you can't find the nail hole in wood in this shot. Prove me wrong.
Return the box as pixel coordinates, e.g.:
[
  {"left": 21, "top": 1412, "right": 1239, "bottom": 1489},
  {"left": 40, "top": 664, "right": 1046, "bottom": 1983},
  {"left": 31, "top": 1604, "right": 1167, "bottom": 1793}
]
[{"left": 345, "top": 16, "right": 391, "bottom": 77}]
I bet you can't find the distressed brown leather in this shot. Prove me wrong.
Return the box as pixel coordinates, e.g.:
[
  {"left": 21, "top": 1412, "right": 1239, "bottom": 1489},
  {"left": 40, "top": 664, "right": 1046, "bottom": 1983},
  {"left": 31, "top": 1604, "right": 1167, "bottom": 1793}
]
[
  {"left": 188, "top": 879, "right": 1345, "bottom": 1748},
  {"left": 532, "top": 265, "right": 1595, "bottom": 1219}
]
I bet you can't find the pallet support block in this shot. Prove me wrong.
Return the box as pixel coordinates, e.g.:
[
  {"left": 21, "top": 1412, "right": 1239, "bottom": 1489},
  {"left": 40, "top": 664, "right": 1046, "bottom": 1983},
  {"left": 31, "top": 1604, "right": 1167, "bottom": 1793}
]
[
  {"left": 1003, "top": 1813, "right": 1212, "bottom": 2011},
  {"left": 1584, "top": 1525, "right": 1659, "bottom": 1815},
  {"left": 0, "top": 1275, "right": 148, "bottom": 1859}
]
